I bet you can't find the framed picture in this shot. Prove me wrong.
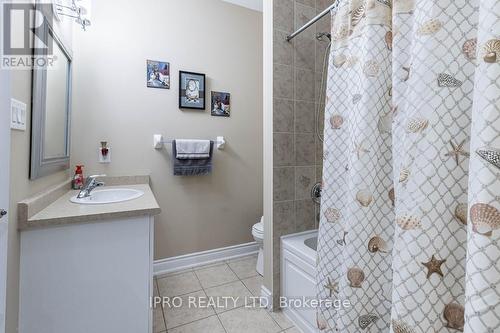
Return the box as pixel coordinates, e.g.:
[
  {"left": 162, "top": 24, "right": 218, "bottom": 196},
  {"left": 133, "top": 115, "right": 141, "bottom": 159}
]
[
  {"left": 179, "top": 71, "right": 206, "bottom": 109},
  {"left": 211, "top": 91, "right": 230, "bottom": 117},
  {"left": 147, "top": 60, "right": 170, "bottom": 89}
]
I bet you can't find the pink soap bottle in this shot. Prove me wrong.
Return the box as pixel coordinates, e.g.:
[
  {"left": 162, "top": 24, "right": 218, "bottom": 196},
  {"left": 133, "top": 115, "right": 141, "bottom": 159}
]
[{"left": 72, "top": 165, "right": 84, "bottom": 190}]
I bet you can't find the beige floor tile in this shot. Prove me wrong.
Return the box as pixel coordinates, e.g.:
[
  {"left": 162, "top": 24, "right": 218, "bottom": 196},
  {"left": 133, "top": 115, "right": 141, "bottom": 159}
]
[
  {"left": 284, "top": 327, "right": 302, "bottom": 333},
  {"left": 227, "top": 255, "right": 259, "bottom": 279},
  {"left": 194, "top": 263, "right": 238, "bottom": 289},
  {"left": 153, "top": 306, "right": 166, "bottom": 333},
  {"left": 153, "top": 279, "right": 160, "bottom": 298},
  {"left": 218, "top": 307, "right": 282, "bottom": 333},
  {"left": 163, "top": 290, "right": 215, "bottom": 329},
  {"left": 168, "top": 315, "right": 225, "bottom": 333},
  {"left": 241, "top": 275, "right": 263, "bottom": 297},
  {"left": 204, "top": 280, "right": 253, "bottom": 313},
  {"left": 269, "top": 310, "right": 294, "bottom": 330},
  {"left": 157, "top": 271, "right": 202, "bottom": 297}
]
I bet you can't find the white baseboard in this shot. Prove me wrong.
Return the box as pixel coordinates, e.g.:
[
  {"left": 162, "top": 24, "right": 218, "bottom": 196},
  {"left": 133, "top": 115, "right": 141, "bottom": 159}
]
[
  {"left": 154, "top": 241, "right": 259, "bottom": 276},
  {"left": 261, "top": 285, "right": 273, "bottom": 311}
]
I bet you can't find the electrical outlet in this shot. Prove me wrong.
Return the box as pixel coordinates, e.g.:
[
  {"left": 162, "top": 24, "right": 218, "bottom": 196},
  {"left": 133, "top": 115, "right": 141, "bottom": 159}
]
[{"left": 10, "top": 98, "right": 26, "bottom": 131}]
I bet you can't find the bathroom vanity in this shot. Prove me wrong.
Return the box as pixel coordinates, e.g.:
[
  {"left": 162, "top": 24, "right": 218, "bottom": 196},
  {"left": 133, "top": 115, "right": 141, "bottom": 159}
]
[{"left": 17, "top": 176, "right": 160, "bottom": 333}]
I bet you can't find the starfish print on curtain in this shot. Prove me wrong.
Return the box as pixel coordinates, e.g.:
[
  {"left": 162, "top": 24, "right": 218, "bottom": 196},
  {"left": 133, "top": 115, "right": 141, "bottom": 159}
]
[
  {"left": 445, "top": 139, "right": 470, "bottom": 166},
  {"left": 421, "top": 255, "right": 446, "bottom": 279}
]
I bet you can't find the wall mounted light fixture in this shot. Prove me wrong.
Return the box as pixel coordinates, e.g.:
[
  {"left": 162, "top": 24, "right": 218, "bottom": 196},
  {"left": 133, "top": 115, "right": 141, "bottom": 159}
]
[{"left": 53, "top": 0, "right": 92, "bottom": 31}]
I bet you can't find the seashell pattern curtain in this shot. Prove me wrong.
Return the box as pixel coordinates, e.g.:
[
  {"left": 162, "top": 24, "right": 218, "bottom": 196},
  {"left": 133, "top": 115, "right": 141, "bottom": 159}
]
[{"left": 315, "top": 0, "right": 500, "bottom": 331}]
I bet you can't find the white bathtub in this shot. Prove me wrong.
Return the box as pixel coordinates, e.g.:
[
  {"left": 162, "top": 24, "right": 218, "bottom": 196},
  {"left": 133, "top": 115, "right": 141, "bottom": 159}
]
[{"left": 281, "top": 230, "right": 318, "bottom": 333}]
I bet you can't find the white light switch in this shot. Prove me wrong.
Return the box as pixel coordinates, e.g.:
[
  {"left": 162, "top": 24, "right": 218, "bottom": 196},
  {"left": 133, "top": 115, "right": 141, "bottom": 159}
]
[{"left": 10, "top": 98, "right": 26, "bottom": 131}]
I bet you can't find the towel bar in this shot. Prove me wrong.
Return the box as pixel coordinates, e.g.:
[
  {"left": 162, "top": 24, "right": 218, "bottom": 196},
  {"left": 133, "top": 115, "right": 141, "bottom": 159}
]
[{"left": 153, "top": 135, "right": 225, "bottom": 150}]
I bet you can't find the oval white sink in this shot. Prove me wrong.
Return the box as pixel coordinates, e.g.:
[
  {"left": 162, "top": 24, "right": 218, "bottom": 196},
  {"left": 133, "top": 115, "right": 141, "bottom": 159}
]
[{"left": 70, "top": 188, "right": 144, "bottom": 205}]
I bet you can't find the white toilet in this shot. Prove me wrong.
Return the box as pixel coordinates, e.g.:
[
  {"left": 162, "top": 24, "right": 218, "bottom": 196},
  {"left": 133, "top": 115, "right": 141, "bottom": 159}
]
[{"left": 252, "top": 216, "right": 264, "bottom": 276}]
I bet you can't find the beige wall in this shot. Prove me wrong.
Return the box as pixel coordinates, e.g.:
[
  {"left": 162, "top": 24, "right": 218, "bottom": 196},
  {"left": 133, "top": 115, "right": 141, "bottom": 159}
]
[
  {"left": 70, "top": 0, "right": 263, "bottom": 259},
  {"left": 6, "top": 6, "right": 73, "bottom": 331}
]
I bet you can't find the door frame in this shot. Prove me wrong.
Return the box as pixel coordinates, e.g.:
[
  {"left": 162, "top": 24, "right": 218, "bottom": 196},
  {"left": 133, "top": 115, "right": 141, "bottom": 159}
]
[{"left": 0, "top": 38, "right": 12, "bottom": 333}]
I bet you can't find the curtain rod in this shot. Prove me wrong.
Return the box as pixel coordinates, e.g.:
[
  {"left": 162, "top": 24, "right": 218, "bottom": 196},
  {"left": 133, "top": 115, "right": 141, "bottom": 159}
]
[{"left": 285, "top": 1, "right": 339, "bottom": 42}]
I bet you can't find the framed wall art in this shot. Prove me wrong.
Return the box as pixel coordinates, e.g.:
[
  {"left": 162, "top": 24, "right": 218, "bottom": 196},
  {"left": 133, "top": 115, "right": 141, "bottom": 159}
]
[
  {"left": 147, "top": 60, "right": 170, "bottom": 89},
  {"left": 179, "top": 71, "right": 206, "bottom": 109},
  {"left": 211, "top": 91, "right": 230, "bottom": 117}
]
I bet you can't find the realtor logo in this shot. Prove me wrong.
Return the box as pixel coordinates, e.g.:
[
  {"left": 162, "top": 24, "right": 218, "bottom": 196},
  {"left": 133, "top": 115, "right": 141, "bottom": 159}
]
[{"left": 1, "top": 2, "right": 55, "bottom": 69}]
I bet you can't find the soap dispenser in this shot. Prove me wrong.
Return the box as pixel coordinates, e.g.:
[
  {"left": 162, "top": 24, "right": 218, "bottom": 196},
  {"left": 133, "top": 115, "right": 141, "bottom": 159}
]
[{"left": 72, "top": 165, "right": 84, "bottom": 190}]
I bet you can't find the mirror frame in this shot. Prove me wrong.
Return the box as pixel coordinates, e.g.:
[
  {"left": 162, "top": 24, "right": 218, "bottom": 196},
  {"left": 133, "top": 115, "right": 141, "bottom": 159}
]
[{"left": 30, "top": 16, "right": 72, "bottom": 179}]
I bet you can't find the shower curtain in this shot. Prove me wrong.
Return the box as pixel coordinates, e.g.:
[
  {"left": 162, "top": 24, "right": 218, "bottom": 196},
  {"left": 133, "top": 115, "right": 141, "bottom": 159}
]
[{"left": 315, "top": 0, "right": 499, "bottom": 332}]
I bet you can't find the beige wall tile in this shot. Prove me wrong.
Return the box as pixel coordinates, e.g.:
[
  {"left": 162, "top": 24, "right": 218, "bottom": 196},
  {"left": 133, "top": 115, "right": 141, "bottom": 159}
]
[
  {"left": 294, "top": 36, "right": 316, "bottom": 70},
  {"left": 316, "top": 164, "right": 323, "bottom": 182},
  {"left": 271, "top": 0, "right": 328, "bottom": 310},
  {"left": 316, "top": 39, "right": 329, "bottom": 72},
  {"left": 316, "top": 7, "right": 332, "bottom": 31},
  {"left": 316, "top": 0, "right": 336, "bottom": 10},
  {"left": 315, "top": 70, "right": 327, "bottom": 101},
  {"left": 295, "top": 68, "right": 315, "bottom": 101},
  {"left": 295, "top": 166, "right": 316, "bottom": 200},
  {"left": 274, "top": 64, "right": 295, "bottom": 99},
  {"left": 316, "top": 103, "right": 325, "bottom": 134},
  {"left": 273, "top": 133, "right": 295, "bottom": 166},
  {"left": 295, "top": 199, "right": 316, "bottom": 232},
  {"left": 295, "top": 133, "right": 316, "bottom": 165},
  {"left": 294, "top": 3, "right": 317, "bottom": 39},
  {"left": 316, "top": 135, "right": 324, "bottom": 165},
  {"left": 274, "top": 98, "right": 295, "bottom": 132},
  {"left": 273, "top": 0, "right": 294, "bottom": 32},
  {"left": 274, "top": 30, "right": 294, "bottom": 66},
  {"left": 274, "top": 167, "right": 295, "bottom": 201},
  {"left": 273, "top": 201, "right": 296, "bottom": 237},
  {"left": 295, "top": 101, "right": 316, "bottom": 133},
  {"left": 296, "top": 0, "right": 316, "bottom": 8}
]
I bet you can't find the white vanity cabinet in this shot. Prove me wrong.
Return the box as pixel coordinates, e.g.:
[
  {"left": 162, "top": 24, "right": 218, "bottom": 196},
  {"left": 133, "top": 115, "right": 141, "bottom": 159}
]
[
  {"left": 17, "top": 181, "right": 160, "bottom": 333},
  {"left": 19, "top": 215, "right": 154, "bottom": 333}
]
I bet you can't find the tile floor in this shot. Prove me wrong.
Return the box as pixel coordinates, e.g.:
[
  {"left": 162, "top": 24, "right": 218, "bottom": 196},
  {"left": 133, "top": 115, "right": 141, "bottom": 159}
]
[{"left": 153, "top": 254, "right": 299, "bottom": 333}]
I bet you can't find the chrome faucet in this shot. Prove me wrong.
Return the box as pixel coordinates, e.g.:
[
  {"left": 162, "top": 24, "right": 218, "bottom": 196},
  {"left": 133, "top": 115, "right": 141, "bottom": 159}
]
[{"left": 77, "top": 174, "right": 106, "bottom": 199}]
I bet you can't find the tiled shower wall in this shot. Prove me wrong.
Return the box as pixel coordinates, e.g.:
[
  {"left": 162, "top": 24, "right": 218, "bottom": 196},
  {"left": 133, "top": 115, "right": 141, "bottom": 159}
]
[{"left": 272, "top": 0, "right": 333, "bottom": 305}]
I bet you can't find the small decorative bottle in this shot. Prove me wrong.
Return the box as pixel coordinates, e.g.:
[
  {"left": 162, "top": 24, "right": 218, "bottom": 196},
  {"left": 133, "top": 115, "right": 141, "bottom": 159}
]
[
  {"left": 100, "top": 141, "right": 109, "bottom": 157},
  {"left": 99, "top": 141, "right": 111, "bottom": 163},
  {"left": 72, "top": 165, "right": 84, "bottom": 190}
]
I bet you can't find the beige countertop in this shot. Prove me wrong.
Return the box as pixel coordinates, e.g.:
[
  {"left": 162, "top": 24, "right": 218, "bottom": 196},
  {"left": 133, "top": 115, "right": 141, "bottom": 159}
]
[{"left": 18, "top": 177, "right": 161, "bottom": 230}]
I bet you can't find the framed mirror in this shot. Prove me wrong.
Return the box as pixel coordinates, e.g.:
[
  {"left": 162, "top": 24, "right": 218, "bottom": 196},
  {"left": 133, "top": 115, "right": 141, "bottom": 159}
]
[{"left": 30, "top": 15, "right": 72, "bottom": 179}]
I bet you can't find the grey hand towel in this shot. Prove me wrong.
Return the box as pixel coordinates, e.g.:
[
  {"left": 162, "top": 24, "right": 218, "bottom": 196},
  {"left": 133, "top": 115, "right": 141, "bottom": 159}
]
[
  {"left": 175, "top": 139, "right": 211, "bottom": 159},
  {"left": 172, "top": 140, "right": 214, "bottom": 176}
]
